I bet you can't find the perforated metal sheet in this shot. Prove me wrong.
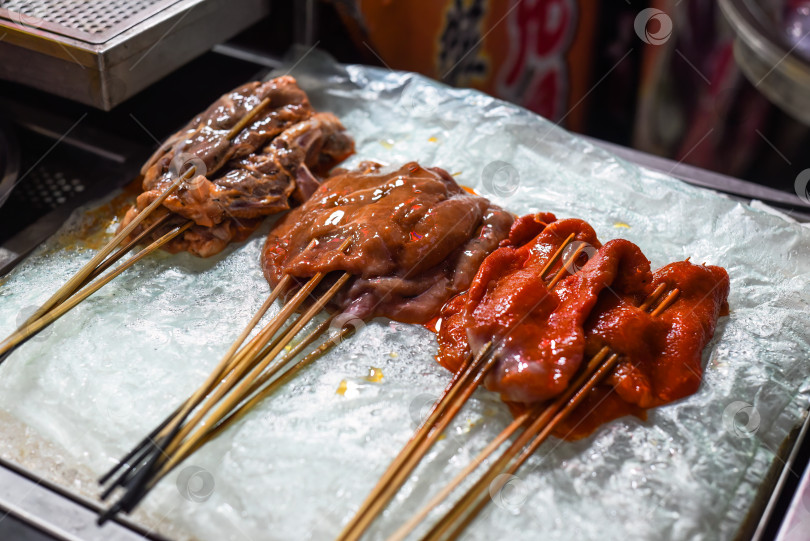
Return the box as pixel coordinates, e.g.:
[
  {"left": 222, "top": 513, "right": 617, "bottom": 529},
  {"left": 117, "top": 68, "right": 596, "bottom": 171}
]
[
  {"left": 14, "top": 166, "right": 86, "bottom": 211},
  {"left": 0, "top": 0, "right": 271, "bottom": 109},
  {"left": 0, "top": 0, "right": 183, "bottom": 44}
]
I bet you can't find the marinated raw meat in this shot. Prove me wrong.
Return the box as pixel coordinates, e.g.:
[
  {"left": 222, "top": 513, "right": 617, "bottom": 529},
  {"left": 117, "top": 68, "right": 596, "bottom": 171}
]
[
  {"left": 262, "top": 161, "right": 514, "bottom": 323},
  {"left": 119, "top": 77, "right": 353, "bottom": 257},
  {"left": 436, "top": 212, "right": 729, "bottom": 438}
]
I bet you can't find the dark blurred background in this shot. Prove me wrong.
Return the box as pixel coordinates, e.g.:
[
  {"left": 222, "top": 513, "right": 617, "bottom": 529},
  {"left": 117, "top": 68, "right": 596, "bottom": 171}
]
[{"left": 1, "top": 0, "right": 809, "bottom": 247}]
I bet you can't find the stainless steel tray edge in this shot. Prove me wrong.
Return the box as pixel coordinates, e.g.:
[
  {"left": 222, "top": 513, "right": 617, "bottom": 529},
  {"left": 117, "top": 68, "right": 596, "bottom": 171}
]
[
  {"left": 1, "top": 115, "right": 807, "bottom": 541},
  {"left": 0, "top": 0, "right": 272, "bottom": 110}
]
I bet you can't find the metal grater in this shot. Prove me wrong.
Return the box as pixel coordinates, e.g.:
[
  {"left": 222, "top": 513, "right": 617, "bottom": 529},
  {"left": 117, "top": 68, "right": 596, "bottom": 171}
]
[
  {"left": 13, "top": 165, "right": 87, "bottom": 211},
  {"left": 0, "top": 0, "right": 271, "bottom": 110}
]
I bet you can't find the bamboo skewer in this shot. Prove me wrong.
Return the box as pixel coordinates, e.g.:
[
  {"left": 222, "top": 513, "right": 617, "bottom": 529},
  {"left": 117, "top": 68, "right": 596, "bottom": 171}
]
[
  {"left": 547, "top": 239, "right": 586, "bottom": 289},
  {"left": 98, "top": 273, "right": 291, "bottom": 488},
  {"left": 116, "top": 313, "right": 358, "bottom": 512},
  {"left": 99, "top": 236, "right": 356, "bottom": 521},
  {"left": 337, "top": 343, "right": 498, "bottom": 541},
  {"left": 338, "top": 232, "right": 581, "bottom": 541},
  {"left": 12, "top": 214, "right": 174, "bottom": 345},
  {"left": 0, "top": 175, "right": 192, "bottom": 359},
  {"left": 2, "top": 96, "right": 275, "bottom": 360},
  {"left": 387, "top": 411, "right": 532, "bottom": 541},
  {"left": 153, "top": 272, "right": 352, "bottom": 485},
  {"left": 176, "top": 313, "right": 362, "bottom": 470},
  {"left": 99, "top": 275, "right": 312, "bottom": 499},
  {"left": 392, "top": 285, "right": 670, "bottom": 540},
  {"left": 80, "top": 213, "right": 173, "bottom": 287},
  {"left": 421, "top": 287, "right": 681, "bottom": 541},
  {"left": 422, "top": 348, "right": 619, "bottom": 541},
  {"left": 159, "top": 242, "right": 351, "bottom": 462},
  {"left": 148, "top": 316, "right": 351, "bottom": 484},
  {"left": 99, "top": 308, "right": 301, "bottom": 500},
  {"left": 0, "top": 221, "right": 194, "bottom": 359}
]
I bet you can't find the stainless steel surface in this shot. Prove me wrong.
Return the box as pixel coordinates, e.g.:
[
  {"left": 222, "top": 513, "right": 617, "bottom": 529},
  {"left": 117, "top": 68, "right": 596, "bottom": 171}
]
[
  {"left": 0, "top": 0, "right": 183, "bottom": 45},
  {"left": 720, "top": 0, "right": 810, "bottom": 126},
  {"left": 588, "top": 136, "right": 810, "bottom": 222},
  {"left": 0, "top": 0, "right": 272, "bottom": 109},
  {"left": 764, "top": 409, "right": 810, "bottom": 541},
  {"left": 0, "top": 119, "right": 19, "bottom": 208},
  {"left": 0, "top": 458, "right": 169, "bottom": 541}
]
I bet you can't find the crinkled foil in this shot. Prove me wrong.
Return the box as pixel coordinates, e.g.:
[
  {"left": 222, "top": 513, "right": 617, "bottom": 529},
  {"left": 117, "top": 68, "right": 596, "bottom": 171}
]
[{"left": 1, "top": 50, "right": 809, "bottom": 541}]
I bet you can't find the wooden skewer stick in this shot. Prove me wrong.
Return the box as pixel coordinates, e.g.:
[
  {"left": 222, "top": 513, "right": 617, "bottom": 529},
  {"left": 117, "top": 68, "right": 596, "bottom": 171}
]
[
  {"left": 539, "top": 232, "right": 576, "bottom": 280},
  {"left": 338, "top": 233, "right": 580, "bottom": 541},
  {"left": 140, "top": 239, "right": 324, "bottom": 458},
  {"left": 98, "top": 273, "right": 291, "bottom": 487},
  {"left": 157, "top": 272, "right": 328, "bottom": 462},
  {"left": 99, "top": 310, "right": 302, "bottom": 499},
  {"left": 336, "top": 343, "right": 497, "bottom": 541},
  {"left": 387, "top": 411, "right": 533, "bottom": 541},
  {"left": 638, "top": 282, "right": 667, "bottom": 312},
  {"left": 81, "top": 213, "right": 173, "bottom": 287},
  {"left": 15, "top": 214, "right": 175, "bottom": 345},
  {"left": 158, "top": 314, "right": 357, "bottom": 484},
  {"left": 116, "top": 274, "right": 353, "bottom": 513},
  {"left": 391, "top": 288, "right": 669, "bottom": 541},
  {"left": 226, "top": 97, "right": 271, "bottom": 139},
  {"left": 5, "top": 96, "right": 275, "bottom": 357},
  {"left": 100, "top": 237, "right": 332, "bottom": 492},
  {"left": 106, "top": 245, "right": 324, "bottom": 488},
  {"left": 98, "top": 279, "right": 345, "bottom": 519},
  {"left": 153, "top": 273, "right": 352, "bottom": 484},
  {"left": 39, "top": 171, "right": 196, "bottom": 319},
  {"left": 423, "top": 348, "right": 619, "bottom": 541},
  {"left": 101, "top": 241, "right": 351, "bottom": 499},
  {"left": 151, "top": 275, "right": 296, "bottom": 440},
  {"left": 547, "top": 239, "right": 587, "bottom": 289},
  {"left": 426, "top": 288, "right": 681, "bottom": 541},
  {"left": 157, "top": 239, "right": 352, "bottom": 462},
  {"left": 0, "top": 221, "right": 194, "bottom": 357},
  {"left": 0, "top": 215, "right": 174, "bottom": 368}
]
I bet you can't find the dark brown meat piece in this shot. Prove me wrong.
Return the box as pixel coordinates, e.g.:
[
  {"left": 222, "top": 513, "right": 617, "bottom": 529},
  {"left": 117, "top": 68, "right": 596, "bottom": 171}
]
[
  {"left": 118, "top": 77, "right": 354, "bottom": 257},
  {"left": 262, "top": 161, "right": 514, "bottom": 323}
]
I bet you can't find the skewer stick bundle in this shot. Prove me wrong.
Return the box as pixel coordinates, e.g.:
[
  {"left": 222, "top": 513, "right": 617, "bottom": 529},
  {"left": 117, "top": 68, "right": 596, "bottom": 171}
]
[
  {"left": 99, "top": 239, "right": 359, "bottom": 521},
  {"left": 337, "top": 231, "right": 582, "bottom": 541},
  {"left": 412, "top": 288, "right": 680, "bottom": 541},
  {"left": 0, "top": 97, "right": 276, "bottom": 360}
]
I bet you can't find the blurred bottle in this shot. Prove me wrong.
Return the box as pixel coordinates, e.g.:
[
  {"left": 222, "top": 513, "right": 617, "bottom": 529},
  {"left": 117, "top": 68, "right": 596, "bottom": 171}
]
[
  {"left": 325, "top": 0, "right": 810, "bottom": 189},
  {"left": 329, "top": 0, "right": 600, "bottom": 133}
]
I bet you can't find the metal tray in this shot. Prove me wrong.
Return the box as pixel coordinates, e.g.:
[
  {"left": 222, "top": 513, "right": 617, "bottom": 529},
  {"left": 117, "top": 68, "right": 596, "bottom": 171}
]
[
  {"left": 0, "top": 0, "right": 271, "bottom": 110},
  {"left": 1, "top": 60, "right": 809, "bottom": 540}
]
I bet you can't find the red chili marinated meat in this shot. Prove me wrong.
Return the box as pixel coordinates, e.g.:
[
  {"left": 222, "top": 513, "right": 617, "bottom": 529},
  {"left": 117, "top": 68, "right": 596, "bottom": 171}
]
[
  {"left": 262, "top": 161, "right": 514, "bottom": 323},
  {"left": 436, "top": 212, "right": 729, "bottom": 439},
  {"left": 553, "top": 260, "right": 730, "bottom": 439}
]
